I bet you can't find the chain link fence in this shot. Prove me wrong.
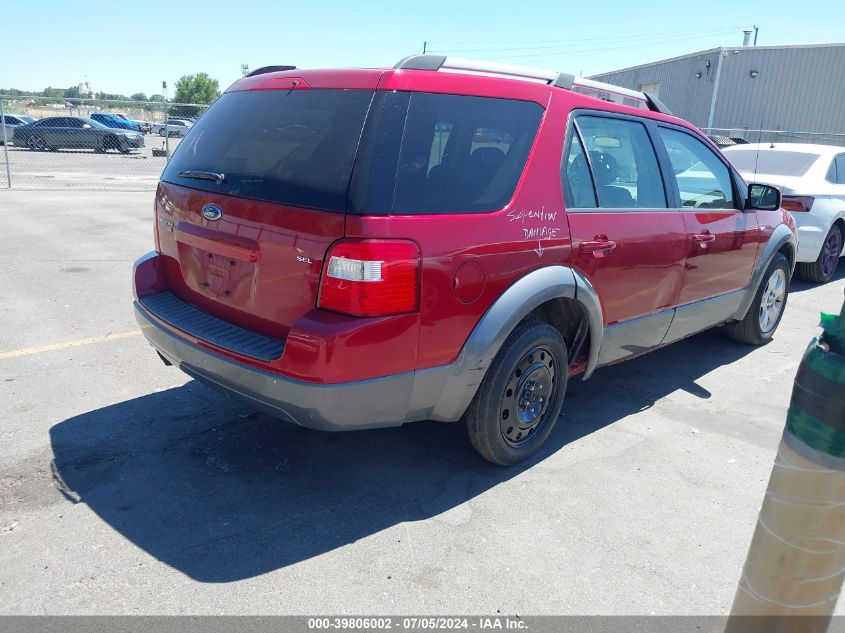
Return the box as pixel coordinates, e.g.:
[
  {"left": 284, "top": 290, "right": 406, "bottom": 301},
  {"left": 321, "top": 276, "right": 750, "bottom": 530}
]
[
  {"left": 702, "top": 127, "right": 845, "bottom": 149},
  {"left": 0, "top": 95, "right": 209, "bottom": 190},
  {"left": 3, "top": 96, "right": 845, "bottom": 190}
]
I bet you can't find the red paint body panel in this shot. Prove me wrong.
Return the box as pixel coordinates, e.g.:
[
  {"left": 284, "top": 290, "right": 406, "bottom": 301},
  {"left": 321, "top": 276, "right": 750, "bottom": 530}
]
[
  {"left": 567, "top": 212, "right": 687, "bottom": 325},
  {"left": 345, "top": 85, "right": 569, "bottom": 370},
  {"left": 676, "top": 211, "right": 760, "bottom": 305}
]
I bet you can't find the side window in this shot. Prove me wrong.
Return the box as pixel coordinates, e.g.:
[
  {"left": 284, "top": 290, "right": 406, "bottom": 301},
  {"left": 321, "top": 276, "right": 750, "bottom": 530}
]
[
  {"left": 65, "top": 118, "right": 83, "bottom": 128},
  {"left": 836, "top": 155, "right": 845, "bottom": 185},
  {"left": 658, "top": 127, "right": 736, "bottom": 210},
  {"left": 576, "top": 116, "right": 667, "bottom": 209},
  {"left": 562, "top": 131, "right": 597, "bottom": 208},
  {"left": 390, "top": 93, "right": 543, "bottom": 214}
]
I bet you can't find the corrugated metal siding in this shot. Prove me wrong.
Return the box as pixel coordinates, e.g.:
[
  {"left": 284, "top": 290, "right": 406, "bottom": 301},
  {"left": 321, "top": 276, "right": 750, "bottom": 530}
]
[
  {"left": 591, "top": 45, "right": 845, "bottom": 146},
  {"left": 591, "top": 50, "right": 721, "bottom": 127},
  {"left": 712, "top": 46, "right": 845, "bottom": 141}
]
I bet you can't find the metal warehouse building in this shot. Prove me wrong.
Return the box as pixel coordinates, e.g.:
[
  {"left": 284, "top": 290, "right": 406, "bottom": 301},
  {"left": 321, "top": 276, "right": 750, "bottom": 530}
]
[{"left": 590, "top": 42, "right": 845, "bottom": 146}]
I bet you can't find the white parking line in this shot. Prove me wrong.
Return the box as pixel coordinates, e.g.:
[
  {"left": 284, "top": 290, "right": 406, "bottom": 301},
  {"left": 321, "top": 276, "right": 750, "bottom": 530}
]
[{"left": 0, "top": 331, "right": 141, "bottom": 360}]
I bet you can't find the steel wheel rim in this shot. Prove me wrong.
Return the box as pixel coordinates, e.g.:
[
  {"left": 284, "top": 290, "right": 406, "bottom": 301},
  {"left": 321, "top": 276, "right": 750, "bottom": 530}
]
[
  {"left": 28, "top": 135, "right": 44, "bottom": 150},
  {"left": 758, "top": 268, "right": 786, "bottom": 333},
  {"left": 822, "top": 230, "right": 841, "bottom": 277},
  {"left": 499, "top": 344, "right": 558, "bottom": 448}
]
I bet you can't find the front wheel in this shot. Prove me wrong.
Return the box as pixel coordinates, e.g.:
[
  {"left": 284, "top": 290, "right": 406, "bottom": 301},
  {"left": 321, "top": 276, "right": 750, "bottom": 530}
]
[
  {"left": 465, "top": 320, "right": 568, "bottom": 466},
  {"left": 725, "top": 253, "right": 790, "bottom": 345},
  {"left": 796, "top": 225, "right": 842, "bottom": 284}
]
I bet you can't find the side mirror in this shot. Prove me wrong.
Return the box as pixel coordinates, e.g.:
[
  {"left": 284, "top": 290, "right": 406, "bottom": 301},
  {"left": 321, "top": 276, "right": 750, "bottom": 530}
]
[{"left": 747, "top": 183, "right": 781, "bottom": 211}]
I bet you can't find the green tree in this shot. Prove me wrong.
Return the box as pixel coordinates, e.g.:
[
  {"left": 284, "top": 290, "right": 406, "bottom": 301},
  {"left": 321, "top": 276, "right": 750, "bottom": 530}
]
[
  {"left": 43, "top": 87, "right": 63, "bottom": 99},
  {"left": 64, "top": 86, "right": 80, "bottom": 99},
  {"left": 149, "top": 94, "right": 164, "bottom": 102},
  {"left": 130, "top": 92, "right": 148, "bottom": 101},
  {"left": 172, "top": 73, "right": 219, "bottom": 116}
]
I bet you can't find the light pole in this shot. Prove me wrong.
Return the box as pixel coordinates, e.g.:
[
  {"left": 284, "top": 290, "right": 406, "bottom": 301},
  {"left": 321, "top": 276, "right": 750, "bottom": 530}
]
[
  {"left": 241, "top": 64, "right": 249, "bottom": 77},
  {"left": 162, "top": 81, "right": 169, "bottom": 159}
]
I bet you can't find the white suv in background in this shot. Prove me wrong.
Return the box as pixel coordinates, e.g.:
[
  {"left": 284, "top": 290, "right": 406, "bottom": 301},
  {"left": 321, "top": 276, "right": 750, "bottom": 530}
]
[
  {"left": 151, "top": 119, "right": 193, "bottom": 137},
  {"left": 724, "top": 143, "right": 845, "bottom": 283}
]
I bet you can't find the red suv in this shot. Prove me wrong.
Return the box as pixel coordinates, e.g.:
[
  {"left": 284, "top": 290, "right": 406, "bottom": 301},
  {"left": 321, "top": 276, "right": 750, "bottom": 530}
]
[{"left": 133, "top": 56, "right": 796, "bottom": 465}]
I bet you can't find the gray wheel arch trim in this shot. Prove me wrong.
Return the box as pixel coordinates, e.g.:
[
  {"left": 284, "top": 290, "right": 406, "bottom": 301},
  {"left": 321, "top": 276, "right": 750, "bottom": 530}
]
[
  {"left": 407, "top": 265, "right": 604, "bottom": 424},
  {"left": 732, "top": 224, "right": 797, "bottom": 321}
]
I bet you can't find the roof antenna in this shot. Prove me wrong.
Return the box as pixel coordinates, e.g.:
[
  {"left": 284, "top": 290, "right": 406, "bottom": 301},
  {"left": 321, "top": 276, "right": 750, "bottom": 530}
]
[{"left": 752, "top": 72, "right": 768, "bottom": 181}]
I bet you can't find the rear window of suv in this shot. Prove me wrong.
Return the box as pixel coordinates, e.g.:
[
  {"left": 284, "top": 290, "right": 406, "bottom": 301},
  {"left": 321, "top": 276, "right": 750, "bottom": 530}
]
[{"left": 161, "top": 89, "right": 375, "bottom": 211}]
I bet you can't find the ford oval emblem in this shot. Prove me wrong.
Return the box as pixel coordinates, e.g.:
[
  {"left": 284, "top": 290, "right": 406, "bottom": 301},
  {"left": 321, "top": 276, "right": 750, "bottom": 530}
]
[{"left": 202, "top": 204, "right": 222, "bottom": 221}]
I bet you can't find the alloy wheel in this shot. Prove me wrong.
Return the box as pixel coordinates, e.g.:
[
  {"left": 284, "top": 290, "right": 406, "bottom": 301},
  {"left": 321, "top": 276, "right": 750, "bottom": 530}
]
[
  {"left": 821, "top": 230, "right": 841, "bottom": 278},
  {"left": 27, "top": 135, "right": 45, "bottom": 150},
  {"left": 758, "top": 268, "right": 786, "bottom": 333}
]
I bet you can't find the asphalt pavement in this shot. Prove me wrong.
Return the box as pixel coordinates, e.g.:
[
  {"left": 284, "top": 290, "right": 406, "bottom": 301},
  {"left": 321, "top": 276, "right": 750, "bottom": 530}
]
[{"left": 1, "top": 189, "right": 844, "bottom": 615}]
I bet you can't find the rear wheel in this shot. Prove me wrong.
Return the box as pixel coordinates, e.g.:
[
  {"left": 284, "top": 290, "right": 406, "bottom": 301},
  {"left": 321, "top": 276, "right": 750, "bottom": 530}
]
[
  {"left": 26, "top": 135, "right": 46, "bottom": 151},
  {"left": 158, "top": 128, "right": 166, "bottom": 137},
  {"left": 726, "top": 253, "right": 790, "bottom": 345},
  {"left": 796, "top": 225, "right": 842, "bottom": 284},
  {"left": 466, "top": 320, "right": 568, "bottom": 466}
]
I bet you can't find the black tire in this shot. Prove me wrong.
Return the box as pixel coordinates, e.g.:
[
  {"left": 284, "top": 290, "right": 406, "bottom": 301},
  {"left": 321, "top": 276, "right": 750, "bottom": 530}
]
[
  {"left": 26, "top": 134, "right": 46, "bottom": 151},
  {"left": 158, "top": 128, "right": 166, "bottom": 137},
  {"left": 796, "top": 224, "right": 842, "bottom": 284},
  {"left": 726, "top": 253, "right": 790, "bottom": 345},
  {"left": 466, "top": 320, "right": 568, "bottom": 466}
]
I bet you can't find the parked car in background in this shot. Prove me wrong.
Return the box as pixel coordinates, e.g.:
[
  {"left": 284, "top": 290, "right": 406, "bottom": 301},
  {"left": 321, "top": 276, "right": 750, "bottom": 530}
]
[
  {"left": 133, "top": 57, "right": 796, "bottom": 465},
  {"left": 151, "top": 119, "right": 192, "bottom": 137},
  {"left": 112, "top": 112, "right": 151, "bottom": 133},
  {"left": 90, "top": 112, "right": 142, "bottom": 132},
  {"left": 0, "top": 114, "right": 32, "bottom": 145},
  {"left": 724, "top": 143, "right": 845, "bottom": 283},
  {"left": 13, "top": 116, "right": 144, "bottom": 153}
]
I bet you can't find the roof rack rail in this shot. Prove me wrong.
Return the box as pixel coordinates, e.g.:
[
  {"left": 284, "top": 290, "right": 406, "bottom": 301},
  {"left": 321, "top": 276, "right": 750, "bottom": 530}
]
[
  {"left": 247, "top": 65, "right": 297, "bottom": 77},
  {"left": 393, "top": 54, "right": 672, "bottom": 115}
]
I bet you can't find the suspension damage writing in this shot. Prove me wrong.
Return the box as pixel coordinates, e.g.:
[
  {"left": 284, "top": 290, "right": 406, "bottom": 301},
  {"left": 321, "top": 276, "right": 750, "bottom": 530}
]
[{"left": 506, "top": 207, "right": 563, "bottom": 254}]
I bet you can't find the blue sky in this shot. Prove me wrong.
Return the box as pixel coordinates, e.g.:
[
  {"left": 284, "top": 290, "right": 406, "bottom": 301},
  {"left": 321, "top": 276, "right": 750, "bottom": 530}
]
[{"left": 2, "top": 0, "right": 841, "bottom": 97}]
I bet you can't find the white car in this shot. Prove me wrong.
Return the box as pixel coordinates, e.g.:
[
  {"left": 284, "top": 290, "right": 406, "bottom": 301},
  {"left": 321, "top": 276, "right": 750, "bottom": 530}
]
[
  {"left": 723, "top": 143, "right": 845, "bottom": 283},
  {"left": 151, "top": 119, "right": 192, "bottom": 137},
  {"left": 0, "top": 114, "right": 35, "bottom": 145}
]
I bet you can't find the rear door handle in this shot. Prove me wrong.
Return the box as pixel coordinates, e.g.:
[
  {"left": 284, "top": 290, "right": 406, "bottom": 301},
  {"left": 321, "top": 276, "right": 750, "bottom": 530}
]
[{"left": 580, "top": 239, "right": 617, "bottom": 258}]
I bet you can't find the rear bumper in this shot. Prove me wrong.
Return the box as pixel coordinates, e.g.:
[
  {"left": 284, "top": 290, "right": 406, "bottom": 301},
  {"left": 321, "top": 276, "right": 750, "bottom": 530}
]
[{"left": 134, "top": 300, "right": 414, "bottom": 431}]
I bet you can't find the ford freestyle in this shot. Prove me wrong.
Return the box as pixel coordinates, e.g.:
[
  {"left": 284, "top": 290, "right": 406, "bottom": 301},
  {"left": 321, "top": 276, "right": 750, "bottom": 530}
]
[{"left": 133, "top": 56, "right": 797, "bottom": 465}]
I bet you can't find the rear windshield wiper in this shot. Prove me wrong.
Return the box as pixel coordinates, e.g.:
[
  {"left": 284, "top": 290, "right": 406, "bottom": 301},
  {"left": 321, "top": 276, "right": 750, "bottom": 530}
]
[{"left": 177, "top": 170, "right": 225, "bottom": 184}]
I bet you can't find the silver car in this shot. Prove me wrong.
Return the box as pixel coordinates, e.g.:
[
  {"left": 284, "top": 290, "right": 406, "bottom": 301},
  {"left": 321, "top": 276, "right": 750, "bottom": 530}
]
[
  {"left": 151, "top": 119, "right": 193, "bottom": 137},
  {"left": 0, "top": 114, "right": 35, "bottom": 145}
]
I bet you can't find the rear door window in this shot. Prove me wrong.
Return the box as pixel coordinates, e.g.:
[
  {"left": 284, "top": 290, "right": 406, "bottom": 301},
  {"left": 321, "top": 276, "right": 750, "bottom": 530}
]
[
  {"left": 161, "top": 89, "right": 375, "bottom": 211},
  {"left": 575, "top": 115, "right": 667, "bottom": 209}
]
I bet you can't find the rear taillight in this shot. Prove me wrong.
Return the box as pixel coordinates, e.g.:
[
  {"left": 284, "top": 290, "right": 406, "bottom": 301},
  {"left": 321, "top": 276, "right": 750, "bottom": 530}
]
[
  {"left": 318, "top": 240, "right": 420, "bottom": 316},
  {"left": 781, "top": 195, "right": 815, "bottom": 212}
]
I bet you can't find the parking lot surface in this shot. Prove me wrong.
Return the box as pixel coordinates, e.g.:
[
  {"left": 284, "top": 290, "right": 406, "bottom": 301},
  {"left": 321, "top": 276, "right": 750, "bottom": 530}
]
[
  {"left": 1, "top": 189, "right": 844, "bottom": 615},
  {"left": 0, "top": 136, "right": 182, "bottom": 190}
]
